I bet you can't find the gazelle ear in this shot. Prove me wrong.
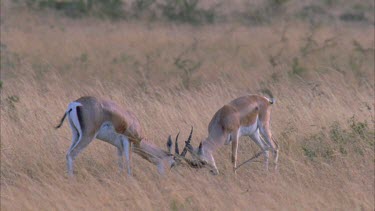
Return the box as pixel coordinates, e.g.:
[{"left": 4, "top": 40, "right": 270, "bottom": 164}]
[{"left": 198, "top": 142, "right": 203, "bottom": 155}]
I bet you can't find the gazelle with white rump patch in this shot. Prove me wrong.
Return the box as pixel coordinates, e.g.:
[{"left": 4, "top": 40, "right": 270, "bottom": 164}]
[
  {"left": 56, "top": 96, "right": 194, "bottom": 176},
  {"left": 186, "top": 93, "right": 279, "bottom": 175}
]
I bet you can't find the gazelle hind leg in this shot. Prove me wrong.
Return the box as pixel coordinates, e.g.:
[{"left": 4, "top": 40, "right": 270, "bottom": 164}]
[
  {"left": 66, "top": 114, "right": 82, "bottom": 176},
  {"left": 66, "top": 105, "right": 83, "bottom": 176},
  {"left": 249, "top": 130, "right": 269, "bottom": 170},
  {"left": 117, "top": 144, "right": 124, "bottom": 173},
  {"left": 67, "top": 117, "right": 80, "bottom": 154},
  {"left": 121, "top": 136, "right": 132, "bottom": 175}
]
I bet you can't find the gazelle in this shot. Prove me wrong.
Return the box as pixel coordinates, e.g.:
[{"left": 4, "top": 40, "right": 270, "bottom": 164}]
[
  {"left": 56, "top": 96, "right": 194, "bottom": 176},
  {"left": 186, "top": 93, "right": 279, "bottom": 175}
]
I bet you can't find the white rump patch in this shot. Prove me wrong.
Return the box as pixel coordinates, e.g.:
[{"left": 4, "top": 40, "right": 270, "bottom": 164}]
[
  {"left": 67, "top": 101, "right": 83, "bottom": 150},
  {"left": 67, "top": 102, "right": 82, "bottom": 112}
]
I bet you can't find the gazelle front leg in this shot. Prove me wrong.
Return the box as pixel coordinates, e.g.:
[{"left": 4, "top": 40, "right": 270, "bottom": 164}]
[
  {"left": 231, "top": 132, "right": 239, "bottom": 174},
  {"left": 66, "top": 133, "right": 95, "bottom": 176},
  {"left": 96, "top": 122, "right": 132, "bottom": 175},
  {"left": 258, "top": 124, "right": 278, "bottom": 170},
  {"left": 207, "top": 153, "right": 219, "bottom": 175}
]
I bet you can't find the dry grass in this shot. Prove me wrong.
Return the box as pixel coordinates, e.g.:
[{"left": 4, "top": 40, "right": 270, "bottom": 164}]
[{"left": 1, "top": 1, "right": 374, "bottom": 210}]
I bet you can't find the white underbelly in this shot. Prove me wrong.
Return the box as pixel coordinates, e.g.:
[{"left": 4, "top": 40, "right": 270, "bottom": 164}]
[
  {"left": 96, "top": 122, "right": 119, "bottom": 142},
  {"left": 238, "top": 123, "right": 258, "bottom": 137}
]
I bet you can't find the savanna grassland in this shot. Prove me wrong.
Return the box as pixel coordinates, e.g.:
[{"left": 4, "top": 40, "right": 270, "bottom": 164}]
[{"left": 1, "top": 0, "right": 374, "bottom": 210}]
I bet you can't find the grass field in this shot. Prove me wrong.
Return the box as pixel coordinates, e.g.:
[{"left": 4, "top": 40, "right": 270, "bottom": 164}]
[{"left": 1, "top": 0, "right": 374, "bottom": 210}]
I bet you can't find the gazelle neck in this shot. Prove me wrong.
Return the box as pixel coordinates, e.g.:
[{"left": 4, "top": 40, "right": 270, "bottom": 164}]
[
  {"left": 133, "top": 139, "right": 175, "bottom": 170},
  {"left": 202, "top": 138, "right": 220, "bottom": 152}
]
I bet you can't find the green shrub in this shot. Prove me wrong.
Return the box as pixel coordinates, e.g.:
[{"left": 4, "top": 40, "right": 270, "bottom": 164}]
[
  {"left": 7, "top": 95, "right": 20, "bottom": 108},
  {"left": 297, "top": 4, "right": 331, "bottom": 23},
  {"left": 340, "top": 12, "right": 367, "bottom": 22},
  {"left": 348, "top": 116, "right": 369, "bottom": 140},
  {"left": 302, "top": 118, "right": 374, "bottom": 161},
  {"left": 290, "top": 57, "right": 306, "bottom": 76},
  {"left": 161, "top": 0, "right": 215, "bottom": 24},
  {"left": 174, "top": 57, "right": 202, "bottom": 89},
  {"left": 329, "top": 121, "right": 347, "bottom": 144},
  {"left": 302, "top": 146, "right": 317, "bottom": 160},
  {"left": 131, "top": 0, "right": 156, "bottom": 18},
  {"left": 25, "top": 0, "right": 125, "bottom": 19}
]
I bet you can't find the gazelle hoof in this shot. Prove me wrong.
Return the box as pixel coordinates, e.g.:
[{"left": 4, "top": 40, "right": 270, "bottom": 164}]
[{"left": 210, "top": 169, "right": 219, "bottom": 175}]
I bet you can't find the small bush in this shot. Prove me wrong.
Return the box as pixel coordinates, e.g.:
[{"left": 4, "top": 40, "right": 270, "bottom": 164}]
[
  {"left": 302, "top": 146, "right": 317, "bottom": 160},
  {"left": 269, "top": 0, "right": 290, "bottom": 6},
  {"left": 301, "top": 132, "right": 332, "bottom": 161},
  {"left": 340, "top": 12, "right": 367, "bottom": 22},
  {"left": 130, "top": 0, "right": 156, "bottom": 19},
  {"left": 240, "top": 0, "right": 288, "bottom": 25},
  {"left": 25, "top": 0, "right": 125, "bottom": 19},
  {"left": 290, "top": 57, "right": 306, "bottom": 76},
  {"left": 7, "top": 95, "right": 20, "bottom": 108},
  {"left": 329, "top": 121, "right": 347, "bottom": 144},
  {"left": 174, "top": 57, "right": 202, "bottom": 89},
  {"left": 93, "top": 0, "right": 124, "bottom": 19},
  {"left": 78, "top": 53, "right": 88, "bottom": 63},
  {"left": 1, "top": 51, "right": 21, "bottom": 70},
  {"left": 297, "top": 5, "right": 332, "bottom": 24},
  {"left": 161, "top": 0, "right": 215, "bottom": 24},
  {"left": 302, "top": 118, "right": 374, "bottom": 161},
  {"left": 348, "top": 116, "right": 368, "bottom": 139}
]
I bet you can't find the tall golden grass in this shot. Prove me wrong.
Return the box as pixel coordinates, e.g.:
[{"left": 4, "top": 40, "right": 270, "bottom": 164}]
[{"left": 1, "top": 1, "right": 374, "bottom": 210}]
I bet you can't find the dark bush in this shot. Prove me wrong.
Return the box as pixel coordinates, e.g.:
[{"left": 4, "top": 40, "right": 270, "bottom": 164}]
[
  {"left": 160, "top": 0, "right": 215, "bottom": 24},
  {"left": 25, "top": 0, "right": 125, "bottom": 19}
]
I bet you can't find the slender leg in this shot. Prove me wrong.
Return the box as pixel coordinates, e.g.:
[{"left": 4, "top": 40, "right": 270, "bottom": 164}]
[
  {"left": 117, "top": 143, "right": 124, "bottom": 173},
  {"left": 66, "top": 106, "right": 86, "bottom": 176},
  {"left": 121, "top": 136, "right": 132, "bottom": 175},
  {"left": 231, "top": 132, "right": 239, "bottom": 174},
  {"left": 249, "top": 130, "right": 269, "bottom": 170},
  {"left": 96, "top": 122, "right": 126, "bottom": 173},
  {"left": 207, "top": 153, "right": 219, "bottom": 175},
  {"left": 66, "top": 119, "right": 80, "bottom": 176},
  {"left": 259, "top": 125, "right": 278, "bottom": 170},
  {"left": 66, "top": 133, "right": 95, "bottom": 176},
  {"left": 67, "top": 118, "right": 80, "bottom": 153},
  {"left": 273, "top": 137, "right": 279, "bottom": 171},
  {"left": 224, "top": 134, "right": 232, "bottom": 145}
]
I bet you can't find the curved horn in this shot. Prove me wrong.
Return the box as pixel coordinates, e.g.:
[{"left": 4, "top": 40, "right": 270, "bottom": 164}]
[
  {"left": 181, "top": 126, "right": 193, "bottom": 157},
  {"left": 167, "top": 135, "right": 173, "bottom": 154},
  {"left": 187, "top": 126, "right": 193, "bottom": 143},
  {"left": 175, "top": 132, "right": 180, "bottom": 155},
  {"left": 198, "top": 142, "right": 203, "bottom": 155}
]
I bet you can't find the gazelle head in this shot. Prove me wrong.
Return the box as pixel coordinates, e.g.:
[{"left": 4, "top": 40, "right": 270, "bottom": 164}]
[
  {"left": 166, "top": 127, "right": 208, "bottom": 170},
  {"left": 187, "top": 140, "right": 219, "bottom": 175},
  {"left": 169, "top": 129, "right": 219, "bottom": 174}
]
